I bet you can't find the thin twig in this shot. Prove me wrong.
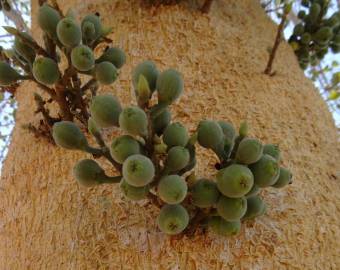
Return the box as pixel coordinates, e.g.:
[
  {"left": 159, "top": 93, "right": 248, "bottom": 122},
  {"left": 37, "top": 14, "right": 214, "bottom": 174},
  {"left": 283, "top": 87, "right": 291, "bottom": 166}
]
[{"left": 264, "top": 12, "right": 287, "bottom": 75}]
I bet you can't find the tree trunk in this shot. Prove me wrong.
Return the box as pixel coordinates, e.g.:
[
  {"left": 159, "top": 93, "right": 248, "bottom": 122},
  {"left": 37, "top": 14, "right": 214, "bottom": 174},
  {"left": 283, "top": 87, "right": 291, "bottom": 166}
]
[{"left": 1, "top": 0, "right": 339, "bottom": 269}]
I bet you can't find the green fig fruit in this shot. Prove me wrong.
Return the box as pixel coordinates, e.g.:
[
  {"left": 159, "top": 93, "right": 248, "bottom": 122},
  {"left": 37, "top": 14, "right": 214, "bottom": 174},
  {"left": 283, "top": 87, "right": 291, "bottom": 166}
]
[
  {"left": 208, "top": 216, "right": 241, "bottom": 237},
  {"left": 163, "top": 122, "right": 189, "bottom": 147},
  {"left": 217, "top": 196, "right": 247, "bottom": 221},
  {"left": 164, "top": 146, "right": 190, "bottom": 172},
  {"left": 197, "top": 120, "right": 224, "bottom": 150},
  {"left": 32, "top": 57, "right": 60, "bottom": 85},
  {"left": 191, "top": 178, "right": 220, "bottom": 208},
  {"left": 272, "top": 167, "right": 292, "bottom": 188},
  {"left": 242, "top": 195, "right": 265, "bottom": 220},
  {"left": 81, "top": 14, "right": 102, "bottom": 40},
  {"left": 95, "top": 61, "right": 118, "bottom": 85},
  {"left": 120, "top": 178, "right": 149, "bottom": 201},
  {"left": 73, "top": 159, "right": 103, "bottom": 187},
  {"left": 57, "top": 17, "right": 82, "bottom": 47},
  {"left": 217, "top": 164, "right": 254, "bottom": 198},
  {"left": 245, "top": 184, "right": 260, "bottom": 198},
  {"left": 158, "top": 175, "right": 187, "bottom": 204},
  {"left": 156, "top": 69, "right": 184, "bottom": 104},
  {"left": 236, "top": 138, "right": 263, "bottom": 165},
  {"left": 90, "top": 94, "right": 122, "bottom": 128},
  {"left": 122, "top": 154, "right": 155, "bottom": 187},
  {"left": 110, "top": 135, "right": 140, "bottom": 164},
  {"left": 71, "top": 45, "right": 95, "bottom": 71},
  {"left": 52, "top": 121, "right": 88, "bottom": 150},
  {"left": 263, "top": 144, "right": 281, "bottom": 161},
  {"left": 119, "top": 106, "right": 148, "bottom": 137},
  {"left": 157, "top": 204, "right": 189, "bottom": 235},
  {"left": 249, "top": 154, "right": 280, "bottom": 187},
  {"left": 96, "top": 47, "right": 126, "bottom": 69},
  {"left": 38, "top": 4, "right": 61, "bottom": 39}
]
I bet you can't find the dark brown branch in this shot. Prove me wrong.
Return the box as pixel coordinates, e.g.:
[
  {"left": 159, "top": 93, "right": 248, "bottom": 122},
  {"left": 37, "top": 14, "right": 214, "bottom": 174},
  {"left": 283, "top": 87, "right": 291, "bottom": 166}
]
[
  {"left": 33, "top": 93, "right": 60, "bottom": 126},
  {"left": 201, "top": 0, "right": 213, "bottom": 13},
  {"left": 81, "top": 78, "right": 97, "bottom": 94},
  {"left": 264, "top": 12, "right": 287, "bottom": 75}
]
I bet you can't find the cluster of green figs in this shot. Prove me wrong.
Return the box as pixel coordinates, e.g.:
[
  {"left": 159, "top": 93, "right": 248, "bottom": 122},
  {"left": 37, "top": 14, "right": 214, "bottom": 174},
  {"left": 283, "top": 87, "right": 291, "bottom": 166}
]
[
  {"left": 52, "top": 57, "right": 292, "bottom": 236},
  {"left": 289, "top": 0, "right": 340, "bottom": 69},
  {"left": 0, "top": 3, "right": 125, "bottom": 87}
]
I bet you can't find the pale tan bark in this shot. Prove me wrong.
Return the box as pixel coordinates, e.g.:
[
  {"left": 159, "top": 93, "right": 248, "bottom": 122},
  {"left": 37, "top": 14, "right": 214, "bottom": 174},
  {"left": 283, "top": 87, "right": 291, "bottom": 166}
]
[{"left": 1, "top": 0, "right": 339, "bottom": 269}]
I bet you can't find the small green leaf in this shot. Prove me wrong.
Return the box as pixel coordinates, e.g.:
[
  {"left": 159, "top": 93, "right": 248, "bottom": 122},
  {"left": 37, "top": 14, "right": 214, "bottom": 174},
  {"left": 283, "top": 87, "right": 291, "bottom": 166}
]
[
  {"left": 136, "top": 74, "right": 151, "bottom": 105},
  {"left": 3, "top": 26, "right": 18, "bottom": 35},
  {"left": 329, "top": 90, "right": 340, "bottom": 100}
]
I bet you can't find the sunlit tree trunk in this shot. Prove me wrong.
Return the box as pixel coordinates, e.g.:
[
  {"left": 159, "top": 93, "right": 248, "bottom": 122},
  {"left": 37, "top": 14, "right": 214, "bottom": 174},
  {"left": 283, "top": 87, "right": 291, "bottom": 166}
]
[{"left": 1, "top": 0, "right": 339, "bottom": 268}]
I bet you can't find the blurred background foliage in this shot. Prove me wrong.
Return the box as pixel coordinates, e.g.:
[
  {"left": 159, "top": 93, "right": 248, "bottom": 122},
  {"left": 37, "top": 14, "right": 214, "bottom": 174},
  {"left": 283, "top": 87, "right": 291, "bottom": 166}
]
[{"left": 0, "top": 0, "right": 339, "bottom": 167}]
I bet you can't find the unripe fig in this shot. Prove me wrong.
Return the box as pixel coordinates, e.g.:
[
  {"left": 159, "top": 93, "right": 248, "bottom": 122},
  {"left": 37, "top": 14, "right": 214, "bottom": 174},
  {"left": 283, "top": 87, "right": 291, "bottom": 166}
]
[
  {"left": 157, "top": 204, "right": 189, "bottom": 235},
  {"left": 0, "top": 61, "right": 22, "bottom": 86},
  {"left": 152, "top": 107, "right": 171, "bottom": 135},
  {"left": 96, "top": 47, "right": 126, "bottom": 69},
  {"left": 71, "top": 45, "right": 95, "bottom": 71},
  {"left": 95, "top": 61, "right": 118, "bottom": 85},
  {"left": 217, "top": 196, "right": 247, "bottom": 222},
  {"left": 249, "top": 154, "right": 280, "bottom": 187},
  {"left": 14, "top": 33, "right": 36, "bottom": 64},
  {"left": 245, "top": 184, "right": 260, "bottom": 198},
  {"left": 90, "top": 94, "right": 122, "bottom": 128},
  {"left": 208, "top": 216, "right": 241, "bottom": 237},
  {"left": 165, "top": 146, "right": 190, "bottom": 172},
  {"left": 110, "top": 135, "right": 140, "bottom": 164},
  {"left": 293, "top": 23, "right": 304, "bottom": 36},
  {"left": 73, "top": 159, "right": 103, "bottom": 187},
  {"left": 132, "top": 61, "right": 159, "bottom": 92},
  {"left": 163, "top": 122, "right": 189, "bottom": 147},
  {"left": 272, "top": 167, "right": 292, "bottom": 188},
  {"left": 197, "top": 120, "right": 224, "bottom": 150},
  {"left": 119, "top": 106, "right": 148, "bottom": 137},
  {"left": 82, "top": 21, "right": 96, "bottom": 44},
  {"left": 263, "top": 144, "right": 281, "bottom": 161},
  {"left": 218, "top": 121, "right": 236, "bottom": 142},
  {"left": 81, "top": 14, "right": 102, "bottom": 40},
  {"left": 158, "top": 175, "right": 187, "bottom": 204},
  {"left": 298, "top": 10, "right": 306, "bottom": 20},
  {"left": 57, "top": 17, "right": 82, "bottom": 47},
  {"left": 217, "top": 164, "right": 254, "bottom": 198},
  {"left": 236, "top": 138, "right": 263, "bottom": 165},
  {"left": 32, "top": 57, "right": 59, "bottom": 85},
  {"left": 314, "top": 27, "right": 333, "bottom": 43},
  {"left": 156, "top": 69, "right": 183, "bottom": 104},
  {"left": 120, "top": 178, "right": 149, "bottom": 201},
  {"left": 191, "top": 178, "right": 220, "bottom": 208},
  {"left": 37, "top": 4, "right": 61, "bottom": 39},
  {"left": 87, "top": 117, "right": 100, "bottom": 136},
  {"left": 52, "top": 121, "right": 88, "bottom": 150},
  {"left": 300, "top": 33, "right": 311, "bottom": 45},
  {"left": 122, "top": 154, "right": 155, "bottom": 187},
  {"left": 242, "top": 195, "right": 265, "bottom": 220}
]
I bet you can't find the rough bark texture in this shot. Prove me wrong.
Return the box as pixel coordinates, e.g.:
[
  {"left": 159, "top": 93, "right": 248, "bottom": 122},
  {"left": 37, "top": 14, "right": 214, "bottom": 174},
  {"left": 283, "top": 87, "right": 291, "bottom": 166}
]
[{"left": 1, "top": 0, "right": 340, "bottom": 269}]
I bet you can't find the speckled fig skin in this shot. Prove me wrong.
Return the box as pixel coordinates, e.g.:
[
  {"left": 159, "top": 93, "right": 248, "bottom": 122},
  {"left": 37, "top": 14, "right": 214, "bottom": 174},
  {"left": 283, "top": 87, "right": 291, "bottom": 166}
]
[
  {"left": 191, "top": 178, "right": 220, "bottom": 208},
  {"left": 120, "top": 179, "right": 149, "bottom": 201},
  {"left": 132, "top": 61, "right": 159, "bottom": 92},
  {"left": 95, "top": 61, "right": 118, "bottom": 85},
  {"left": 156, "top": 68, "right": 183, "bottom": 104},
  {"left": 52, "top": 121, "right": 88, "bottom": 150},
  {"left": 197, "top": 120, "right": 224, "bottom": 150},
  {"left": 57, "top": 17, "right": 82, "bottom": 47},
  {"left": 32, "top": 57, "right": 60, "bottom": 85},
  {"left": 163, "top": 122, "right": 189, "bottom": 147},
  {"left": 71, "top": 45, "right": 95, "bottom": 71},
  {"left": 37, "top": 4, "right": 61, "bottom": 39},
  {"left": 217, "top": 196, "right": 247, "bottom": 222},
  {"left": 96, "top": 47, "right": 126, "bottom": 69},
  {"left": 110, "top": 135, "right": 141, "bottom": 164},
  {"left": 208, "top": 216, "right": 241, "bottom": 236},
  {"left": 242, "top": 195, "right": 265, "bottom": 220},
  {"left": 119, "top": 106, "right": 148, "bottom": 136},
  {"left": 157, "top": 175, "right": 187, "bottom": 204},
  {"left": 164, "top": 146, "right": 190, "bottom": 172},
  {"left": 157, "top": 204, "right": 189, "bottom": 235},
  {"left": 236, "top": 138, "right": 263, "bottom": 165}
]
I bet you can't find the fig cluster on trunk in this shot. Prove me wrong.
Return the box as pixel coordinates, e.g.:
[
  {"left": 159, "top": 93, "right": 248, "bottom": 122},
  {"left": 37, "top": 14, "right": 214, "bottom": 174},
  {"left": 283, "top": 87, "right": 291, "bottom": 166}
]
[
  {"left": 289, "top": 0, "right": 340, "bottom": 69},
  {"left": 52, "top": 58, "right": 292, "bottom": 237}
]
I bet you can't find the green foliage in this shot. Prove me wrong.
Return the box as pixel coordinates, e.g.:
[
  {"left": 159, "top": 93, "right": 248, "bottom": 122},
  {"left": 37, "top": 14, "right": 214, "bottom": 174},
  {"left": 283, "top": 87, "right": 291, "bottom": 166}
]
[{"left": 14, "top": 33, "right": 36, "bottom": 64}]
